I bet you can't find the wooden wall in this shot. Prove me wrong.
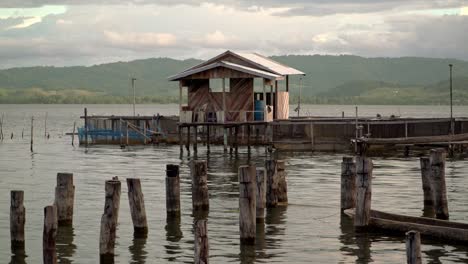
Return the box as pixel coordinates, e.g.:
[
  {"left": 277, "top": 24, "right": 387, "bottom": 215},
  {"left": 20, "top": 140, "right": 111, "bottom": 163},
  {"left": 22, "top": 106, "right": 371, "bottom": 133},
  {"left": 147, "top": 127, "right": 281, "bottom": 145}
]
[{"left": 187, "top": 78, "right": 254, "bottom": 122}]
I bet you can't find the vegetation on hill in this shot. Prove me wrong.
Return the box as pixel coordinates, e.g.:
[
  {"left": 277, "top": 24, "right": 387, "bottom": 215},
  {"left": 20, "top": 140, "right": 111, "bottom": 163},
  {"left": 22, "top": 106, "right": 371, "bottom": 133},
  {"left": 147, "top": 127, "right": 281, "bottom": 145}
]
[{"left": 0, "top": 55, "right": 467, "bottom": 104}]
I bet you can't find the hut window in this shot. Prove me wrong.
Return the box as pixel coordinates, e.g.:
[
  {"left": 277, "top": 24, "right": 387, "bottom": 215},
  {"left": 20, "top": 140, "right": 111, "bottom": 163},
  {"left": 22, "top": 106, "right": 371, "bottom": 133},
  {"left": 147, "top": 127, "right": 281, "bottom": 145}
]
[{"left": 209, "top": 78, "right": 230, "bottom": 93}]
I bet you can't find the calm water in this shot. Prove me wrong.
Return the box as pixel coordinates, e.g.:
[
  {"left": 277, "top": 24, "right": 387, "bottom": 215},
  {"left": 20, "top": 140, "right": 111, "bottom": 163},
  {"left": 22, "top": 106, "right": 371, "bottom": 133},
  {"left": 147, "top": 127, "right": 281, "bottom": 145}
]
[{"left": 1, "top": 104, "right": 468, "bottom": 264}]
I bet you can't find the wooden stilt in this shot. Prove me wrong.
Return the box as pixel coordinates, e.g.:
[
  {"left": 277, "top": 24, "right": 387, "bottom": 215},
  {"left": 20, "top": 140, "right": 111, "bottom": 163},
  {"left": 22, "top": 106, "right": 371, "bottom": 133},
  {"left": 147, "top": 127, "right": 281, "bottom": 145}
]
[
  {"left": 127, "top": 178, "right": 148, "bottom": 237},
  {"left": 406, "top": 230, "right": 422, "bottom": 264},
  {"left": 341, "top": 157, "right": 356, "bottom": 211},
  {"left": 206, "top": 125, "right": 210, "bottom": 154},
  {"left": 247, "top": 125, "right": 251, "bottom": 153},
  {"left": 223, "top": 127, "right": 228, "bottom": 153},
  {"left": 166, "top": 164, "right": 181, "bottom": 218},
  {"left": 265, "top": 160, "right": 278, "bottom": 208},
  {"left": 194, "top": 125, "right": 198, "bottom": 153},
  {"left": 234, "top": 126, "right": 239, "bottom": 154},
  {"left": 54, "top": 173, "right": 74, "bottom": 226},
  {"left": 43, "top": 205, "right": 57, "bottom": 264},
  {"left": 186, "top": 126, "right": 191, "bottom": 153},
  {"left": 194, "top": 219, "right": 209, "bottom": 264},
  {"left": 239, "top": 165, "right": 256, "bottom": 245},
  {"left": 179, "top": 125, "right": 183, "bottom": 155},
  {"left": 10, "top": 190, "right": 25, "bottom": 251},
  {"left": 355, "top": 156, "right": 373, "bottom": 232}
]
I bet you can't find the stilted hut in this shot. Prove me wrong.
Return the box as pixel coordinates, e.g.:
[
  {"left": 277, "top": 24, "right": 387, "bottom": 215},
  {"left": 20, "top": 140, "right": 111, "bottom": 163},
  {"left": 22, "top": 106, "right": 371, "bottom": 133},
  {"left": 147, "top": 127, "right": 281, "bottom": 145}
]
[{"left": 168, "top": 50, "right": 305, "bottom": 123}]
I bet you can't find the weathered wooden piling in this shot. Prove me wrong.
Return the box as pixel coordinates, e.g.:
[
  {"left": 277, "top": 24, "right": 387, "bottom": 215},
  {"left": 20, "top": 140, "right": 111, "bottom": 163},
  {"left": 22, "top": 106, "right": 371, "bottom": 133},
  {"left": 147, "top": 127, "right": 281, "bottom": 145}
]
[
  {"left": 127, "top": 178, "right": 148, "bottom": 237},
  {"left": 429, "top": 149, "right": 449, "bottom": 220},
  {"left": 166, "top": 164, "right": 181, "bottom": 217},
  {"left": 10, "top": 190, "right": 25, "bottom": 251},
  {"left": 341, "top": 157, "right": 356, "bottom": 211},
  {"left": 354, "top": 156, "right": 373, "bottom": 232},
  {"left": 30, "top": 116, "right": 34, "bottom": 152},
  {"left": 406, "top": 230, "right": 422, "bottom": 264},
  {"left": 265, "top": 160, "right": 278, "bottom": 207},
  {"left": 239, "top": 165, "right": 256, "bottom": 244},
  {"left": 276, "top": 160, "right": 288, "bottom": 205},
  {"left": 419, "top": 157, "right": 434, "bottom": 216},
  {"left": 194, "top": 219, "right": 209, "bottom": 264},
  {"left": 190, "top": 160, "right": 209, "bottom": 212},
  {"left": 99, "top": 179, "right": 121, "bottom": 261},
  {"left": 256, "top": 168, "right": 266, "bottom": 222},
  {"left": 54, "top": 173, "right": 75, "bottom": 226},
  {"left": 43, "top": 205, "right": 57, "bottom": 264}
]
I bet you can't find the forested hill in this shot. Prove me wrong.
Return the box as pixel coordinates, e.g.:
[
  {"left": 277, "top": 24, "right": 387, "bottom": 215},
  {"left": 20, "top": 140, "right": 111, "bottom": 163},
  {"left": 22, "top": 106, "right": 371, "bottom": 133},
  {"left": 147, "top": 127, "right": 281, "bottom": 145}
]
[{"left": 0, "top": 55, "right": 467, "bottom": 104}]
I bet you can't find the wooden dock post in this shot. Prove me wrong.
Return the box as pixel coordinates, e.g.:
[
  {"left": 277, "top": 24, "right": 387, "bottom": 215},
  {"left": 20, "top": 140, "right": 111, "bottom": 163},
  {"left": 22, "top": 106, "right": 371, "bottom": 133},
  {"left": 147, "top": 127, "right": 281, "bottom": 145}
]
[
  {"left": 341, "top": 157, "right": 356, "bottom": 211},
  {"left": 127, "top": 178, "right": 148, "bottom": 237},
  {"left": 190, "top": 160, "right": 209, "bottom": 212},
  {"left": 239, "top": 165, "right": 256, "bottom": 245},
  {"left": 265, "top": 160, "right": 278, "bottom": 208},
  {"left": 354, "top": 156, "right": 373, "bottom": 232},
  {"left": 419, "top": 157, "right": 434, "bottom": 215},
  {"left": 166, "top": 164, "right": 181, "bottom": 218},
  {"left": 99, "top": 179, "right": 121, "bottom": 261},
  {"left": 194, "top": 219, "right": 209, "bottom": 264},
  {"left": 186, "top": 126, "right": 191, "bottom": 153},
  {"left": 43, "top": 205, "right": 57, "bottom": 264},
  {"left": 194, "top": 125, "right": 198, "bottom": 153},
  {"left": 429, "top": 149, "right": 449, "bottom": 220},
  {"left": 206, "top": 125, "right": 210, "bottom": 154},
  {"left": 223, "top": 127, "right": 228, "bottom": 153},
  {"left": 10, "top": 190, "right": 25, "bottom": 251},
  {"left": 54, "top": 173, "right": 75, "bottom": 226},
  {"left": 30, "top": 116, "right": 34, "bottom": 152},
  {"left": 406, "top": 230, "right": 422, "bottom": 264},
  {"left": 256, "top": 168, "right": 266, "bottom": 222},
  {"left": 234, "top": 126, "right": 239, "bottom": 154},
  {"left": 277, "top": 160, "right": 288, "bottom": 205}
]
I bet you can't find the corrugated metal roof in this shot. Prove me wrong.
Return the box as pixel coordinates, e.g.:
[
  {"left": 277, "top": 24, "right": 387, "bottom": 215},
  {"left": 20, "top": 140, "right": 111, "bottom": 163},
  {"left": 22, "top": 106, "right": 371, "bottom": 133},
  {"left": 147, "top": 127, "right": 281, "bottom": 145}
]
[
  {"left": 167, "top": 60, "right": 282, "bottom": 81},
  {"left": 173, "top": 50, "right": 305, "bottom": 78}
]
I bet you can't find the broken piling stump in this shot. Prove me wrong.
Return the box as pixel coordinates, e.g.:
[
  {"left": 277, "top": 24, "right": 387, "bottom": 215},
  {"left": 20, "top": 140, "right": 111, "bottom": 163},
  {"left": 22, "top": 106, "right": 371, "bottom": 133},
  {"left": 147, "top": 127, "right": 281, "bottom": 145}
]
[
  {"left": 406, "top": 230, "right": 422, "bottom": 264},
  {"left": 127, "top": 178, "right": 148, "bottom": 237},
  {"left": 54, "top": 173, "right": 75, "bottom": 226},
  {"left": 354, "top": 156, "right": 373, "bottom": 232},
  {"left": 239, "top": 165, "right": 256, "bottom": 245},
  {"left": 43, "top": 205, "right": 57, "bottom": 264},
  {"left": 10, "top": 190, "right": 25, "bottom": 251},
  {"left": 99, "top": 179, "right": 121, "bottom": 262},
  {"left": 166, "top": 164, "right": 181, "bottom": 218},
  {"left": 341, "top": 157, "right": 356, "bottom": 211}
]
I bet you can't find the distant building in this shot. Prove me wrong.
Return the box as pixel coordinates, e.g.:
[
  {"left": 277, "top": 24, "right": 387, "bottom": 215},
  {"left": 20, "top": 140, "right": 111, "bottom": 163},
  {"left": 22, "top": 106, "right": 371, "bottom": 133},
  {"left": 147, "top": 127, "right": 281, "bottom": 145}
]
[{"left": 168, "top": 50, "right": 305, "bottom": 123}]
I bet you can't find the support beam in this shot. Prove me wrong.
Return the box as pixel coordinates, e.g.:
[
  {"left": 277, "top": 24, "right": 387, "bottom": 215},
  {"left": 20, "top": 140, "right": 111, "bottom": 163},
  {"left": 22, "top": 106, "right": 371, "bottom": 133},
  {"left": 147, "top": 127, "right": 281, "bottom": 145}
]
[
  {"left": 286, "top": 75, "right": 289, "bottom": 92},
  {"left": 222, "top": 78, "right": 226, "bottom": 123}
]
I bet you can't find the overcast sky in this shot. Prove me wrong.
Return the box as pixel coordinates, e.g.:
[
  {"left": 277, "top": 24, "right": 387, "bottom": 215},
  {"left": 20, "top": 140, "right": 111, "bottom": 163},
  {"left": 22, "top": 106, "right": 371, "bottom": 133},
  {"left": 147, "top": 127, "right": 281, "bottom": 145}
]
[{"left": 0, "top": 0, "right": 467, "bottom": 68}]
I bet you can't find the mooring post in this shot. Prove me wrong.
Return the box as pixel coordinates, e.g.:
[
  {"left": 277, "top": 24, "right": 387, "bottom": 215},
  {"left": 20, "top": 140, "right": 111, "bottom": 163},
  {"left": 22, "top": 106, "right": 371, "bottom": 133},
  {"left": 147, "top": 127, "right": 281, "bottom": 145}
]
[
  {"left": 166, "top": 164, "right": 181, "bottom": 218},
  {"left": 276, "top": 160, "right": 288, "bottom": 205},
  {"left": 429, "top": 149, "right": 449, "bottom": 220},
  {"left": 194, "top": 219, "right": 209, "bottom": 264},
  {"left": 239, "top": 165, "right": 256, "bottom": 245},
  {"left": 43, "top": 205, "right": 57, "bottom": 264},
  {"left": 341, "top": 157, "right": 356, "bottom": 211},
  {"left": 127, "top": 178, "right": 148, "bottom": 237},
  {"left": 406, "top": 230, "right": 422, "bottom": 264},
  {"left": 190, "top": 160, "right": 209, "bottom": 212},
  {"left": 99, "top": 179, "right": 121, "bottom": 261},
  {"left": 265, "top": 159, "right": 279, "bottom": 208},
  {"left": 30, "top": 116, "right": 34, "bottom": 152},
  {"left": 419, "top": 157, "right": 434, "bottom": 216},
  {"left": 354, "top": 156, "right": 373, "bottom": 232},
  {"left": 194, "top": 125, "right": 198, "bottom": 153},
  {"left": 256, "top": 168, "right": 266, "bottom": 222},
  {"left": 54, "top": 173, "right": 75, "bottom": 226},
  {"left": 10, "top": 190, "right": 25, "bottom": 251}
]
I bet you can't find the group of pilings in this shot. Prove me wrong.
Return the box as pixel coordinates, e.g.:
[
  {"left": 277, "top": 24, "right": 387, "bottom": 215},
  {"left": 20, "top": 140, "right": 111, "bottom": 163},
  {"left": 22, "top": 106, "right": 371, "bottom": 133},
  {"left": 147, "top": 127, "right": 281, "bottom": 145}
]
[
  {"left": 340, "top": 148, "right": 450, "bottom": 264},
  {"left": 178, "top": 122, "right": 273, "bottom": 156}
]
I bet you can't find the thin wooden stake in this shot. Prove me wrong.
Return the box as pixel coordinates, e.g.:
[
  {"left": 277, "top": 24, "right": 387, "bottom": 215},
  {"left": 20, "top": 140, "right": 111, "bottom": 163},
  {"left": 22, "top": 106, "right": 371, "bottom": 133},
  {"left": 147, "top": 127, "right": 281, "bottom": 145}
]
[
  {"left": 30, "top": 116, "right": 34, "bottom": 152},
  {"left": 54, "top": 173, "right": 75, "bottom": 226},
  {"left": 194, "top": 219, "right": 209, "bottom": 264},
  {"left": 44, "top": 112, "right": 48, "bottom": 138},
  {"left": 43, "top": 205, "right": 57, "bottom": 264},
  {"left": 406, "top": 230, "right": 422, "bottom": 264},
  {"left": 10, "top": 190, "right": 25, "bottom": 251}
]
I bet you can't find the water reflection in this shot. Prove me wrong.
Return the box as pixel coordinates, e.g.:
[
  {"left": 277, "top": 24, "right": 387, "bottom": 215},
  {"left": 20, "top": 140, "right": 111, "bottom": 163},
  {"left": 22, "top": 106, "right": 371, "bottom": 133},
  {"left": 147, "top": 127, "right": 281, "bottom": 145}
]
[
  {"left": 129, "top": 236, "right": 147, "bottom": 264},
  {"left": 10, "top": 247, "right": 26, "bottom": 264},
  {"left": 164, "top": 216, "right": 183, "bottom": 262},
  {"left": 338, "top": 213, "right": 373, "bottom": 263},
  {"left": 265, "top": 206, "right": 287, "bottom": 251},
  {"left": 56, "top": 225, "right": 77, "bottom": 264}
]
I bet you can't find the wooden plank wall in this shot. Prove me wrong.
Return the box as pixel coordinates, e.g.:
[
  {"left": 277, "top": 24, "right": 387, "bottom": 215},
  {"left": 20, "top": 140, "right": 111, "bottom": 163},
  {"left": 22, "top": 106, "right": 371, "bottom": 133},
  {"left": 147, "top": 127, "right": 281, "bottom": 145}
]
[{"left": 188, "top": 78, "right": 254, "bottom": 122}]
